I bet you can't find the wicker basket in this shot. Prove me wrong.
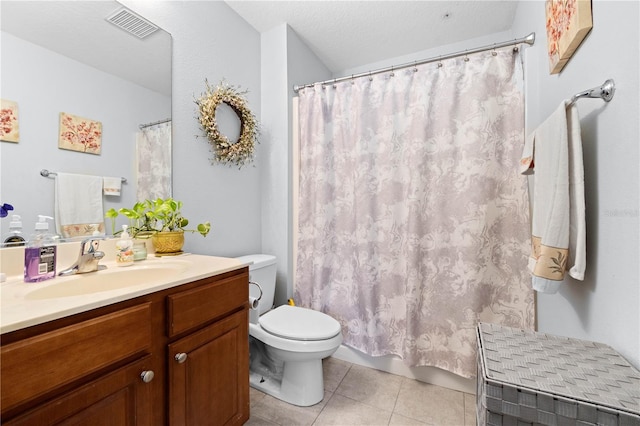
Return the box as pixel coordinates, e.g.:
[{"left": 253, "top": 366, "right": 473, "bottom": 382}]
[{"left": 476, "top": 323, "right": 640, "bottom": 426}]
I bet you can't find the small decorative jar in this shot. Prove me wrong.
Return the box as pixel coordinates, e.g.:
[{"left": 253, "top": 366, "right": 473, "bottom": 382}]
[{"left": 132, "top": 241, "right": 148, "bottom": 261}]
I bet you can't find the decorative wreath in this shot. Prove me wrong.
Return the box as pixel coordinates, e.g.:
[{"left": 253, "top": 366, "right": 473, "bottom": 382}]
[{"left": 196, "top": 80, "right": 258, "bottom": 168}]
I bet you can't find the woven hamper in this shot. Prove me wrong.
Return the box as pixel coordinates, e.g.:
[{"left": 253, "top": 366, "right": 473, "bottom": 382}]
[{"left": 476, "top": 323, "right": 640, "bottom": 426}]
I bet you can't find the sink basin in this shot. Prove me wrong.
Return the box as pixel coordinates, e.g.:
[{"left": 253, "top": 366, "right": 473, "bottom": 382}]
[{"left": 25, "top": 261, "right": 190, "bottom": 299}]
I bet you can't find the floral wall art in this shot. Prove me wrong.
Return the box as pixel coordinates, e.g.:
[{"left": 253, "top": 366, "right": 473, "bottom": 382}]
[
  {"left": 58, "top": 112, "right": 102, "bottom": 154},
  {"left": 1, "top": 99, "right": 20, "bottom": 143},
  {"left": 546, "top": 0, "right": 593, "bottom": 74}
]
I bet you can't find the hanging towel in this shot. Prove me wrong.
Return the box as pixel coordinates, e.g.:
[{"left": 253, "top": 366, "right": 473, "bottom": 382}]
[
  {"left": 520, "top": 101, "right": 586, "bottom": 294},
  {"left": 55, "top": 172, "right": 105, "bottom": 238},
  {"left": 103, "top": 176, "right": 122, "bottom": 196}
]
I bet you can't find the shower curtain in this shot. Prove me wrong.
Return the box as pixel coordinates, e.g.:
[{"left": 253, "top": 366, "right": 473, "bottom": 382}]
[
  {"left": 294, "top": 48, "right": 533, "bottom": 378},
  {"left": 136, "top": 121, "right": 172, "bottom": 201}
]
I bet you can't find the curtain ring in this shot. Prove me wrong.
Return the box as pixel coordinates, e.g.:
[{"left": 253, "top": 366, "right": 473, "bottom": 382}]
[
  {"left": 369, "top": 71, "right": 373, "bottom": 81},
  {"left": 351, "top": 74, "right": 355, "bottom": 85},
  {"left": 413, "top": 61, "right": 418, "bottom": 72},
  {"left": 463, "top": 50, "right": 469, "bottom": 62},
  {"left": 390, "top": 66, "right": 394, "bottom": 77},
  {"left": 437, "top": 56, "right": 443, "bottom": 68},
  {"left": 491, "top": 43, "right": 498, "bottom": 56}
]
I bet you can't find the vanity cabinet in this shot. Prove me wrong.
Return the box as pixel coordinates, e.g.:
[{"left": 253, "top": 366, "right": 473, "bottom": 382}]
[
  {"left": 0, "top": 266, "right": 249, "bottom": 425},
  {"left": 168, "top": 309, "right": 248, "bottom": 425},
  {"left": 4, "top": 356, "right": 154, "bottom": 426},
  {"left": 167, "top": 273, "right": 250, "bottom": 425}
]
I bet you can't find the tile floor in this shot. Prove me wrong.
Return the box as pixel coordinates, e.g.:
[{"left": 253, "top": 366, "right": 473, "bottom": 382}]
[{"left": 246, "top": 357, "right": 477, "bottom": 426}]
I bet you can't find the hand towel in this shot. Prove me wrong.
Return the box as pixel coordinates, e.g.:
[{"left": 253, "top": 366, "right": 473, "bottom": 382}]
[
  {"left": 520, "top": 101, "right": 586, "bottom": 294},
  {"left": 55, "top": 172, "right": 105, "bottom": 238},
  {"left": 103, "top": 176, "right": 122, "bottom": 196}
]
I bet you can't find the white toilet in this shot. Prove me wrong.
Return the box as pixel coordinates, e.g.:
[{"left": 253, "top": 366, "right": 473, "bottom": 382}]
[{"left": 237, "top": 254, "right": 342, "bottom": 407}]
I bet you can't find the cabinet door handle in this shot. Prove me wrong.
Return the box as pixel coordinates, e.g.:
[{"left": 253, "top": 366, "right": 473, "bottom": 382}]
[
  {"left": 140, "top": 370, "right": 155, "bottom": 383},
  {"left": 175, "top": 352, "right": 188, "bottom": 364}
]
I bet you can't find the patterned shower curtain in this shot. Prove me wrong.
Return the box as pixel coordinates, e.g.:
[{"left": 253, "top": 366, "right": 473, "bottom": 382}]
[
  {"left": 136, "top": 121, "right": 172, "bottom": 201},
  {"left": 294, "top": 47, "right": 534, "bottom": 378}
]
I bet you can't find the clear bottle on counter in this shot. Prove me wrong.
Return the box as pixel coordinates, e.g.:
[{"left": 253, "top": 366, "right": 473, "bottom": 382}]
[
  {"left": 4, "top": 214, "right": 26, "bottom": 247},
  {"left": 132, "top": 240, "right": 148, "bottom": 261},
  {"left": 116, "top": 225, "right": 134, "bottom": 266},
  {"left": 24, "top": 215, "right": 57, "bottom": 282}
]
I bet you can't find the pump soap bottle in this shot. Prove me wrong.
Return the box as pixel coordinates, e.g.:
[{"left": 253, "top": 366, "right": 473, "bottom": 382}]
[
  {"left": 24, "top": 215, "right": 57, "bottom": 282},
  {"left": 4, "top": 215, "right": 26, "bottom": 246},
  {"left": 116, "top": 225, "right": 134, "bottom": 266}
]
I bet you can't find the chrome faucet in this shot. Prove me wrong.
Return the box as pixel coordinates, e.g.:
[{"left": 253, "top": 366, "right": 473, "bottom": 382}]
[{"left": 59, "top": 237, "right": 106, "bottom": 276}]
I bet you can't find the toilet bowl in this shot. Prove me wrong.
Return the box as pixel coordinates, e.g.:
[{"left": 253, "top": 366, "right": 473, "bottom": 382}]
[{"left": 237, "top": 255, "right": 343, "bottom": 407}]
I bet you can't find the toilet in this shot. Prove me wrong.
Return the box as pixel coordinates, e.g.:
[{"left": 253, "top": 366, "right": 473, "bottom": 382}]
[{"left": 237, "top": 254, "right": 342, "bottom": 407}]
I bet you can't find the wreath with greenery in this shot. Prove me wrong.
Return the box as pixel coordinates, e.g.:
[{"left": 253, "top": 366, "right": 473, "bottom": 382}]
[{"left": 196, "top": 80, "right": 258, "bottom": 168}]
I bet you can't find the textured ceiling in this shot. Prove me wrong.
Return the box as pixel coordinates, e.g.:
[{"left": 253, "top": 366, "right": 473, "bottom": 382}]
[
  {"left": 225, "top": 0, "right": 519, "bottom": 73},
  {"left": 1, "top": 0, "right": 172, "bottom": 96},
  {"left": 1, "top": 1, "right": 519, "bottom": 94}
]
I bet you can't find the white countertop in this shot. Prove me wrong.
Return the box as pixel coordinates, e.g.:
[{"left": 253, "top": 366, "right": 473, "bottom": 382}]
[{"left": 1, "top": 251, "right": 246, "bottom": 334}]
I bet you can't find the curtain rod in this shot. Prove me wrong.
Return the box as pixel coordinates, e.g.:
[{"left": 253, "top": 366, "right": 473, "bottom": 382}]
[
  {"left": 139, "top": 118, "right": 171, "bottom": 130},
  {"left": 293, "top": 32, "right": 535, "bottom": 93}
]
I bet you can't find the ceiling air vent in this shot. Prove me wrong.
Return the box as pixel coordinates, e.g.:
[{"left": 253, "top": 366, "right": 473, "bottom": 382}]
[{"left": 106, "top": 7, "right": 158, "bottom": 39}]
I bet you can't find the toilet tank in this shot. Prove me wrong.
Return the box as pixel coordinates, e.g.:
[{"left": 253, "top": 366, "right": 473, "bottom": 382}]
[{"left": 236, "top": 254, "right": 277, "bottom": 316}]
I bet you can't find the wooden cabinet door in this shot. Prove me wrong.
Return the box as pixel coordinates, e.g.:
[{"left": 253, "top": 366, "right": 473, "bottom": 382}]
[
  {"left": 168, "top": 309, "right": 249, "bottom": 426},
  {"left": 4, "top": 356, "right": 154, "bottom": 426}
]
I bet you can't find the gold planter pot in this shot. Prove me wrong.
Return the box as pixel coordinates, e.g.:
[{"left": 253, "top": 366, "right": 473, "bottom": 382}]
[{"left": 151, "top": 231, "right": 185, "bottom": 255}]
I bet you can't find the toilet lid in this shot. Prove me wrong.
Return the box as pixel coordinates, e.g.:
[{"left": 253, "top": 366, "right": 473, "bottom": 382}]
[{"left": 260, "top": 305, "right": 341, "bottom": 341}]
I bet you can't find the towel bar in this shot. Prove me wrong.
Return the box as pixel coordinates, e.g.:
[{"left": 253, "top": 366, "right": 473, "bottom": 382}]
[
  {"left": 40, "top": 169, "right": 127, "bottom": 183},
  {"left": 570, "top": 79, "right": 615, "bottom": 104}
]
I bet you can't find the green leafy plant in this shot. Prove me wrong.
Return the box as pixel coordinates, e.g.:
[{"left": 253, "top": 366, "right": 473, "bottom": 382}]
[{"left": 106, "top": 198, "right": 210, "bottom": 238}]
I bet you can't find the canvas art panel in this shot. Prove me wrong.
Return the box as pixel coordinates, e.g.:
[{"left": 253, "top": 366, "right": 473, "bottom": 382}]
[
  {"left": 546, "top": 0, "right": 593, "bottom": 74},
  {"left": 1, "top": 99, "right": 20, "bottom": 143},
  {"left": 58, "top": 112, "right": 102, "bottom": 155}
]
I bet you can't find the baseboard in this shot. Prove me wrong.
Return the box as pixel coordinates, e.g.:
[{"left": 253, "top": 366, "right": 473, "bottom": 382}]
[{"left": 331, "top": 345, "right": 475, "bottom": 395}]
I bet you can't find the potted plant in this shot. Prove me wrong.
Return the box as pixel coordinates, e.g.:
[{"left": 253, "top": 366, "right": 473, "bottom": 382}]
[
  {"left": 106, "top": 201, "right": 154, "bottom": 239},
  {"left": 106, "top": 198, "right": 210, "bottom": 255}
]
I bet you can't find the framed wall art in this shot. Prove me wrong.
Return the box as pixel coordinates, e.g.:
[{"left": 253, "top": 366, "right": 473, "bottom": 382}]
[
  {"left": 1, "top": 99, "right": 20, "bottom": 143},
  {"left": 546, "top": 0, "right": 593, "bottom": 74},
  {"left": 58, "top": 112, "right": 102, "bottom": 154}
]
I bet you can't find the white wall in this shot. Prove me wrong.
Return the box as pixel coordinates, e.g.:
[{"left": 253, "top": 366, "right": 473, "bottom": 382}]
[
  {"left": 0, "top": 31, "right": 169, "bottom": 236},
  {"left": 512, "top": 0, "right": 639, "bottom": 368},
  {"left": 120, "top": 1, "right": 262, "bottom": 257},
  {"left": 259, "top": 24, "right": 332, "bottom": 306},
  {"left": 260, "top": 24, "right": 290, "bottom": 305}
]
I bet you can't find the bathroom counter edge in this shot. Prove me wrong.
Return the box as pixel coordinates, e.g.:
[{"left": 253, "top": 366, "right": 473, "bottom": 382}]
[{"left": 1, "top": 254, "right": 249, "bottom": 334}]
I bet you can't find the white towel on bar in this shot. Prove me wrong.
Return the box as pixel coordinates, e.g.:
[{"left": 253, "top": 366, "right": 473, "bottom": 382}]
[
  {"left": 520, "top": 100, "right": 586, "bottom": 294},
  {"left": 55, "top": 172, "right": 105, "bottom": 238},
  {"left": 103, "top": 176, "right": 122, "bottom": 196}
]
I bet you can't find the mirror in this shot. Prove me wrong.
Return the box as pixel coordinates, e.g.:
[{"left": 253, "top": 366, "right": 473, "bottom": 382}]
[{"left": 0, "top": 0, "right": 171, "bottom": 244}]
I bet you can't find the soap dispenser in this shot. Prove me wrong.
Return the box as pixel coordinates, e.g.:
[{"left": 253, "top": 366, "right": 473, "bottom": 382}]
[
  {"left": 24, "top": 215, "right": 57, "bottom": 282},
  {"left": 4, "top": 214, "right": 26, "bottom": 246},
  {"left": 116, "top": 225, "right": 134, "bottom": 266}
]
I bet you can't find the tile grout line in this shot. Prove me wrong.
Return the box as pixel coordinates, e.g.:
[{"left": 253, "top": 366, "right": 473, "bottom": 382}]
[
  {"left": 387, "top": 376, "right": 406, "bottom": 425},
  {"left": 312, "top": 362, "right": 353, "bottom": 426}
]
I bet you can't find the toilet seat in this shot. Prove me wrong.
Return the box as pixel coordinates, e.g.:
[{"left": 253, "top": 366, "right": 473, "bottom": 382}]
[{"left": 260, "top": 305, "right": 341, "bottom": 341}]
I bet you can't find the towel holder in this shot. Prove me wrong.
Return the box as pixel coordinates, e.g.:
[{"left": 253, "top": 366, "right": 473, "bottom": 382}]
[
  {"left": 570, "top": 79, "right": 615, "bottom": 105},
  {"left": 40, "top": 169, "right": 127, "bottom": 183}
]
